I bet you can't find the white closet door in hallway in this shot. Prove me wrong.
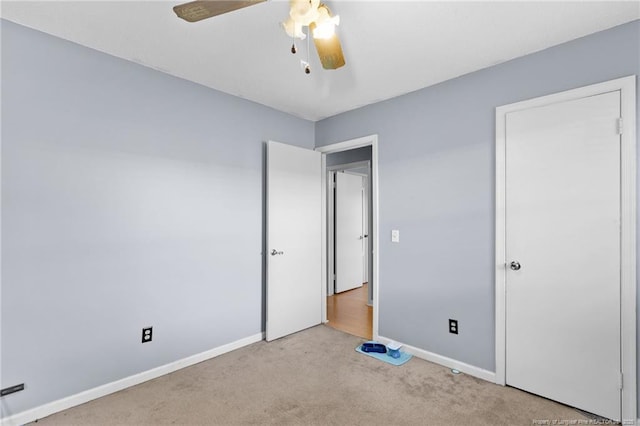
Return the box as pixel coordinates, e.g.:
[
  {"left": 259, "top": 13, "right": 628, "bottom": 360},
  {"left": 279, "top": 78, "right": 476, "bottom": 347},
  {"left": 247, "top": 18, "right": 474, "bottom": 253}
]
[{"left": 335, "top": 172, "right": 364, "bottom": 293}]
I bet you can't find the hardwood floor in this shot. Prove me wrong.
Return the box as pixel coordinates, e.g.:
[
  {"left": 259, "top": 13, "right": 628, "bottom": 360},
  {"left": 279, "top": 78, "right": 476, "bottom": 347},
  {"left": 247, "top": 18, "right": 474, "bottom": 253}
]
[{"left": 326, "top": 283, "right": 372, "bottom": 340}]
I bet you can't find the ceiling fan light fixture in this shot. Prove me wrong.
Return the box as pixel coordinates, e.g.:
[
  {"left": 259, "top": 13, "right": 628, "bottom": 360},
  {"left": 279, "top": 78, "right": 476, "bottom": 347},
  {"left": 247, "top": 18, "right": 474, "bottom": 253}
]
[
  {"left": 312, "top": 6, "right": 339, "bottom": 40},
  {"left": 171, "top": 0, "right": 345, "bottom": 72},
  {"left": 281, "top": 0, "right": 346, "bottom": 71}
]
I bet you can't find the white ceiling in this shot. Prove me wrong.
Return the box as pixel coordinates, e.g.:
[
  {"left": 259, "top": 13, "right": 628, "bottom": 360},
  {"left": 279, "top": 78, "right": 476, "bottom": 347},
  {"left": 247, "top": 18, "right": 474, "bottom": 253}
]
[{"left": 2, "top": 1, "right": 639, "bottom": 121}]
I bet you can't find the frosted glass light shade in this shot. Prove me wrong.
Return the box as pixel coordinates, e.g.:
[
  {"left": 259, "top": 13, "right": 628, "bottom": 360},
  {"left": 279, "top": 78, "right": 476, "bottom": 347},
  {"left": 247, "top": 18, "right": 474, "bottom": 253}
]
[
  {"left": 312, "top": 6, "right": 339, "bottom": 40},
  {"left": 289, "top": 0, "right": 320, "bottom": 26},
  {"left": 281, "top": 17, "right": 306, "bottom": 39}
]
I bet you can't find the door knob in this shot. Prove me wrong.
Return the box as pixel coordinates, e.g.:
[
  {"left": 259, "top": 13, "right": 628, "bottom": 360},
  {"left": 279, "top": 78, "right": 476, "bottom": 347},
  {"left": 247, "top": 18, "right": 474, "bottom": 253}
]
[
  {"left": 510, "top": 261, "right": 521, "bottom": 271},
  {"left": 271, "top": 249, "right": 284, "bottom": 256}
]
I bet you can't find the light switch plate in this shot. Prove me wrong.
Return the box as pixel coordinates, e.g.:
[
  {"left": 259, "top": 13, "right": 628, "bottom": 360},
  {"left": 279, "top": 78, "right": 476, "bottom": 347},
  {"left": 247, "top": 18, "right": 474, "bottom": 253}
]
[{"left": 391, "top": 229, "right": 400, "bottom": 243}]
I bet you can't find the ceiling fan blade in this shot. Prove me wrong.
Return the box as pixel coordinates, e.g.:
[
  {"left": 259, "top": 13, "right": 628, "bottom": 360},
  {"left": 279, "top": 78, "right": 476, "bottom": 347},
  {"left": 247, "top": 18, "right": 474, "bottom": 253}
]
[
  {"left": 309, "top": 24, "right": 345, "bottom": 70},
  {"left": 173, "top": 0, "right": 266, "bottom": 23}
]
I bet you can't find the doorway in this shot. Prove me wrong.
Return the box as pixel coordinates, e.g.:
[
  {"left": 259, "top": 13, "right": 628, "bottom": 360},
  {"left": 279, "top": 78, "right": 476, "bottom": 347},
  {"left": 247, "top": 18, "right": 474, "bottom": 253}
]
[
  {"left": 326, "top": 159, "right": 372, "bottom": 339},
  {"left": 495, "top": 76, "right": 636, "bottom": 422},
  {"left": 265, "top": 135, "right": 379, "bottom": 344},
  {"left": 316, "top": 135, "right": 379, "bottom": 341}
]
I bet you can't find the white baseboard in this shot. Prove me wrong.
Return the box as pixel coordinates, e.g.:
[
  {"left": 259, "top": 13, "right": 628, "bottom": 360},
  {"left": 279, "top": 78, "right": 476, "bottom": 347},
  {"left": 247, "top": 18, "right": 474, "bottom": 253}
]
[
  {"left": 376, "top": 335, "right": 496, "bottom": 383},
  {"left": 1, "top": 332, "right": 264, "bottom": 426}
]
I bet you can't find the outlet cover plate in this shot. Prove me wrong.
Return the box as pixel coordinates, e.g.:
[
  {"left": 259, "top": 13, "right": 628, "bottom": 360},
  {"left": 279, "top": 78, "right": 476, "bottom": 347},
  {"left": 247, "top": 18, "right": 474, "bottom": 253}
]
[
  {"left": 449, "top": 319, "right": 458, "bottom": 334},
  {"left": 142, "top": 327, "right": 153, "bottom": 343}
]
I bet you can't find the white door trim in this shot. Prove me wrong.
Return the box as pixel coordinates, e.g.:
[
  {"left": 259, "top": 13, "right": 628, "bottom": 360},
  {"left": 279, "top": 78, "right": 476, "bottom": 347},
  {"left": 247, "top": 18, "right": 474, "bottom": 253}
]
[
  {"left": 495, "top": 75, "right": 636, "bottom": 422},
  {"left": 316, "top": 135, "right": 379, "bottom": 339},
  {"left": 327, "top": 160, "right": 370, "bottom": 172},
  {"left": 327, "top": 170, "right": 336, "bottom": 297}
]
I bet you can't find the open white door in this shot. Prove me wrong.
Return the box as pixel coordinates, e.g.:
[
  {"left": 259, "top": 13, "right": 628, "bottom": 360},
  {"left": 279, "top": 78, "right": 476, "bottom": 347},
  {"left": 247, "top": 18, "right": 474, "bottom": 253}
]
[
  {"left": 266, "top": 141, "right": 322, "bottom": 341},
  {"left": 335, "top": 172, "right": 364, "bottom": 293}
]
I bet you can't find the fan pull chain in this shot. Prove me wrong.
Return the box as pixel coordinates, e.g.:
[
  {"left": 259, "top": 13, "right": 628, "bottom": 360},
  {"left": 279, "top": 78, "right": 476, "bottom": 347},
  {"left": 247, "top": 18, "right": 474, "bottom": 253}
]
[{"left": 305, "top": 27, "right": 311, "bottom": 74}]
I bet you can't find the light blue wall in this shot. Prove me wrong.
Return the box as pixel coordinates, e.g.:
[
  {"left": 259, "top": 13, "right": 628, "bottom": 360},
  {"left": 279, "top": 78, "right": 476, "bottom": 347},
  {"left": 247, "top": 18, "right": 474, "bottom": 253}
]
[
  {"left": 0, "top": 19, "right": 314, "bottom": 417},
  {"left": 316, "top": 19, "right": 640, "bottom": 382}
]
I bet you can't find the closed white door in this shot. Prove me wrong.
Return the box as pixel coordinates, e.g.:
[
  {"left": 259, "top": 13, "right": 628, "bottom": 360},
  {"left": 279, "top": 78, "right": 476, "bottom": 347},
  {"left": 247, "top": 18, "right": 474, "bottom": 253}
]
[
  {"left": 505, "top": 91, "right": 621, "bottom": 419},
  {"left": 266, "top": 141, "right": 322, "bottom": 341},
  {"left": 335, "top": 172, "right": 364, "bottom": 293}
]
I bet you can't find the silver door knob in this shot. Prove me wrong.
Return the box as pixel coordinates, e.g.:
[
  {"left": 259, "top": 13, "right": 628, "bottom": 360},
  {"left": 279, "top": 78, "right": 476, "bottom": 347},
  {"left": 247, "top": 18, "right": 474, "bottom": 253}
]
[
  {"left": 510, "top": 261, "right": 521, "bottom": 271},
  {"left": 271, "top": 249, "right": 284, "bottom": 256}
]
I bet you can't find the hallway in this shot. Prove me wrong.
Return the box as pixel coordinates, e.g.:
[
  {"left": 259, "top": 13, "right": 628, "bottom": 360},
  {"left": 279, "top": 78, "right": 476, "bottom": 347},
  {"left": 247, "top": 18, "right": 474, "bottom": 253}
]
[{"left": 326, "top": 283, "right": 372, "bottom": 340}]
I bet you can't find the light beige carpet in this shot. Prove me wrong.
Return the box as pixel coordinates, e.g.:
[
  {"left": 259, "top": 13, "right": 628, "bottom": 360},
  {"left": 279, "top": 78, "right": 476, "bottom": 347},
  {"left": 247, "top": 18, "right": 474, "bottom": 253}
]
[{"left": 31, "top": 325, "right": 588, "bottom": 425}]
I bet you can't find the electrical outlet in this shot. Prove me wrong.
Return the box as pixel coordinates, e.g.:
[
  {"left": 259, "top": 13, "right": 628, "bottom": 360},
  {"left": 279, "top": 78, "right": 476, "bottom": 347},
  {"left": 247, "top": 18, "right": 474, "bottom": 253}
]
[
  {"left": 142, "top": 327, "right": 153, "bottom": 343},
  {"left": 449, "top": 319, "right": 458, "bottom": 335}
]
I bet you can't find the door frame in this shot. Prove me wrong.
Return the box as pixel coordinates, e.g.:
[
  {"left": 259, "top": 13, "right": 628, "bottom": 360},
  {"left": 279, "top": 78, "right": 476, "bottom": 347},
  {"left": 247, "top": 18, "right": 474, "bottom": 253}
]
[
  {"left": 316, "top": 135, "right": 380, "bottom": 340},
  {"left": 326, "top": 161, "right": 371, "bottom": 298},
  {"left": 494, "top": 76, "right": 637, "bottom": 421}
]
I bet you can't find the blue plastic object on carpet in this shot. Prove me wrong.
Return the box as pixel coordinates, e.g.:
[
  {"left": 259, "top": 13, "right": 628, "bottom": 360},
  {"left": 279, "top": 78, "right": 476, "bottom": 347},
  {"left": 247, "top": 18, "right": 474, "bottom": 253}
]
[{"left": 356, "top": 341, "right": 412, "bottom": 366}]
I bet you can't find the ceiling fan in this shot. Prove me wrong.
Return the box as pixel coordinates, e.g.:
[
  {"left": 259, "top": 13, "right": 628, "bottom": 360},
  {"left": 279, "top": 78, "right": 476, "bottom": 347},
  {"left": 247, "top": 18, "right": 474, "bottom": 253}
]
[{"left": 173, "top": 0, "right": 345, "bottom": 73}]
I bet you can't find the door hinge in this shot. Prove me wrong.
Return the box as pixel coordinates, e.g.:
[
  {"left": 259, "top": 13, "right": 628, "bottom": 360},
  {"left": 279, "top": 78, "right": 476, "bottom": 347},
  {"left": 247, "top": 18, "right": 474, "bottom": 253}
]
[
  {"left": 617, "top": 118, "right": 623, "bottom": 135},
  {"left": 619, "top": 372, "right": 623, "bottom": 390}
]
